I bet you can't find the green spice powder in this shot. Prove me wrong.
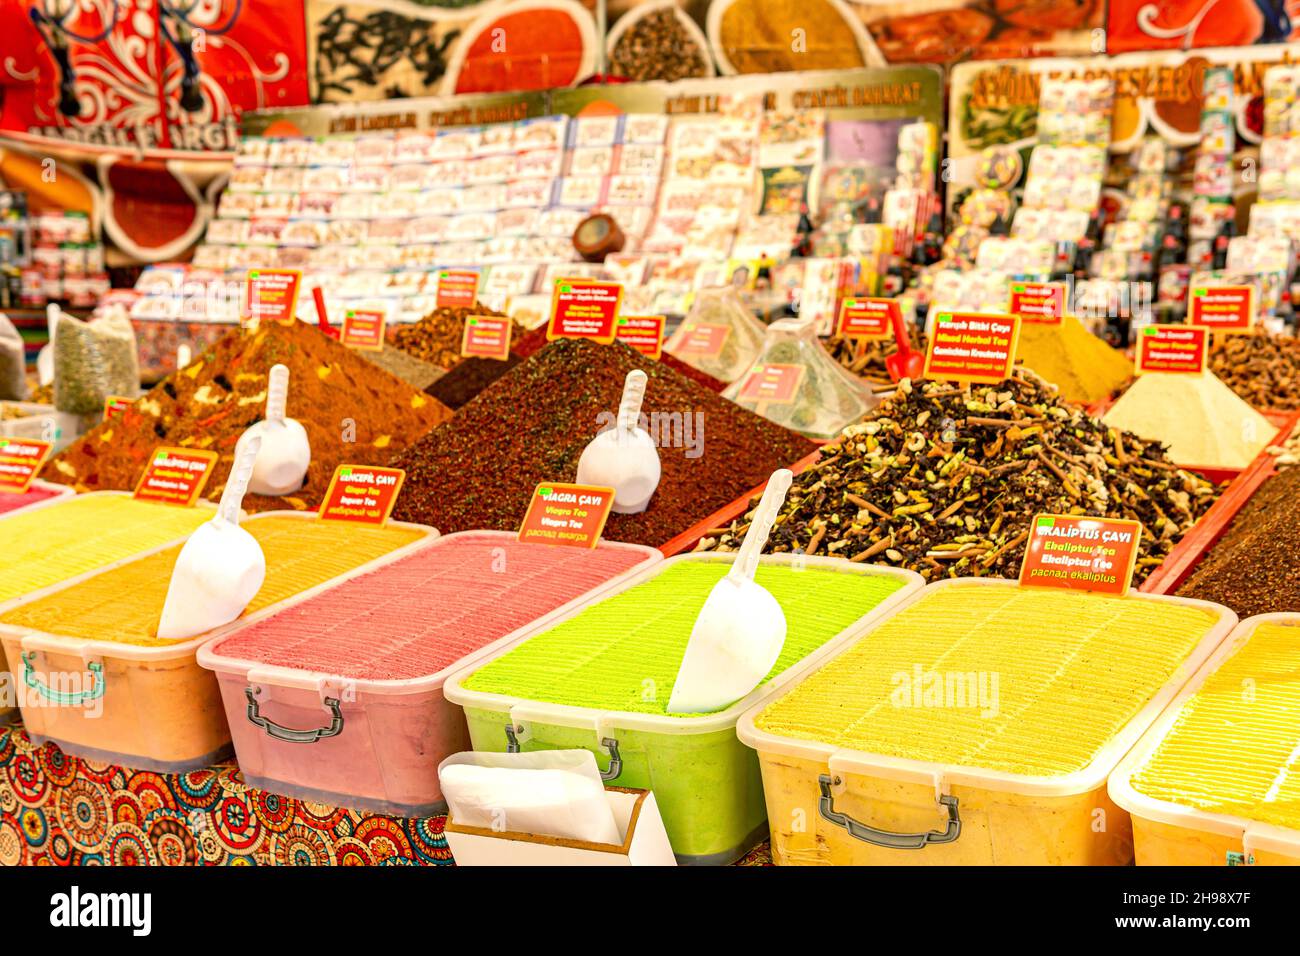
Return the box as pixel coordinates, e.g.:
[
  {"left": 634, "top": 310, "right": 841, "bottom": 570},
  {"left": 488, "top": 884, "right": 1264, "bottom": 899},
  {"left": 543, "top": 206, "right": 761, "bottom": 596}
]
[{"left": 461, "top": 560, "right": 905, "bottom": 717}]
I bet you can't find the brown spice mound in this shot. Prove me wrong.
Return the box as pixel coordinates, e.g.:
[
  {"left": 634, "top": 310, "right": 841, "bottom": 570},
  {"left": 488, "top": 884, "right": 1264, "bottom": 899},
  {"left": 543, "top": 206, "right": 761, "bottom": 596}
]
[
  {"left": 1177, "top": 467, "right": 1300, "bottom": 615},
  {"left": 43, "top": 322, "right": 451, "bottom": 513},
  {"left": 389, "top": 337, "right": 815, "bottom": 546},
  {"left": 701, "top": 369, "right": 1220, "bottom": 584},
  {"left": 424, "top": 353, "right": 522, "bottom": 410},
  {"left": 1208, "top": 332, "right": 1300, "bottom": 411},
  {"left": 388, "top": 303, "right": 522, "bottom": 370},
  {"left": 513, "top": 326, "right": 728, "bottom": 393},
  {"left": 610, "top": 9, "right": 709, "bottom": 83}
]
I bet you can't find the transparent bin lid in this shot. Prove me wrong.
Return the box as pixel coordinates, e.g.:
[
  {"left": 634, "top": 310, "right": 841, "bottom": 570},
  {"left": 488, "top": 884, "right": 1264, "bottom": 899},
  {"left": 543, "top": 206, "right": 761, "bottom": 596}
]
[
  {"left": 723, "top": 317, "right": 877, "bottom": 440},
  {"left": 664, "top": 287, "right": 766, "bottom": 384}
]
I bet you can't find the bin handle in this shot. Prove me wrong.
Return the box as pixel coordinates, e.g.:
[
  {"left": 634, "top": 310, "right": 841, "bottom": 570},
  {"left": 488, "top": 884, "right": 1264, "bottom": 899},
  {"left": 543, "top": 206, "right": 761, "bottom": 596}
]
[
  {"left": 818, "top": 774, "right": 960, "bottom": 849},
  {"left": 504, "top": 723, "right": 622, "bottom": 781},
  {"left": 245, "top": 688, "right": 343, "bottom": 743},
  {"left": 22, "top": 653, "right": 104, "bottom": 706}
]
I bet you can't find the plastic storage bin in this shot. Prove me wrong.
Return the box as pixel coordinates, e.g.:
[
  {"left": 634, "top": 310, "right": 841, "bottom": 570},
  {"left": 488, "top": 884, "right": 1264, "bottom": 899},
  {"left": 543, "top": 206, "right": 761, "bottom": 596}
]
[
  {"left": 739, "top": 578, "right": 1237, "bottom": 866},
  {"left": 0, "top": 479, "right": 72, "bottom": 518},
  {"left": 0, "top": 401, "right": 85, "bottom": 452},
  {"left": 1109, "top": 613, "right": 1300, "bottom": 866},
  {"left": 0, "top": 513, "right": 434, "bottom": 772},
  {"left": 197, "top": 532, "right": 660, "bottom": 816},
  {"left": 444, "top": 553, "right": 923, "bottom": 864}
]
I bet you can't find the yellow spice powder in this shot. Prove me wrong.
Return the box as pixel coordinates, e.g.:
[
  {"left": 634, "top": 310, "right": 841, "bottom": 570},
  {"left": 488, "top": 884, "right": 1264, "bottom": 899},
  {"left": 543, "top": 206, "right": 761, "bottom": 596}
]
[
  {"left": 1131, "top": 620, "right": 1300, "bottom": 832},
  {"left": 754, "top": 584, "right": 1220, "bottom": 778},
  {"left": 721, "top": 0, "right": 865, "bottom": 73},
  {"left": 1016, "top": 316, "right": 1133, "bottom": 405}
]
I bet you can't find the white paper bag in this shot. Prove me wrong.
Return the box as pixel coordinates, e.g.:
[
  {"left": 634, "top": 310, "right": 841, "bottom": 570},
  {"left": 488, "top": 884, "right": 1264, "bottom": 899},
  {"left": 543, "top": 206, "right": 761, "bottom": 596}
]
[{"left": 438, "top": 750, "right": 621, "bottom": 845}]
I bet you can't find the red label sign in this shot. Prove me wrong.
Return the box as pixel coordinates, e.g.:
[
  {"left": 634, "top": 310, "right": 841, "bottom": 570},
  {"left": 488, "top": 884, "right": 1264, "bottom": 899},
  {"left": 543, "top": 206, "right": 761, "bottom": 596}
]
[
  {"left": 923, "top": 312, "right": 1021, "bottom": 385},
  {"left": 1008, "top": 282, "right": 1066, "bottom": 325},
  {"left": 341, "top": 309, "right": 386, "bottom": 351},
  {"left": 1019, "top": 514, "right": 1143, "bottom": 597},
  {"left": 436, "top": 270, "right": 481, "bottom": 309},
  {"left": 736, "top": 364, "right": 805, "bottom": 404},
  {"left": 132, "top": 448, "right": 218, "bottom": 507},
  {"left": 461, "top": 315, "right": 513, "bottom": 361},
  {"left": 673, "top": 322, "right": 730, "bottom": 358},
  {"left": 547, "top": 280, "right": 623, "bottom": 344},
  {"left": 837, "top": 298, "right": 897, "bottom": 340},
  {"left": 246, "top": 269, "right": 302, "bottom": 325},
  {"left": 1137, "top": 325, "right": 1209, "bottom": 375},
  {"left": 518, "top": 483, "right": 615, "bottom": 549},
  {"left": 0, "top": 438, "right": 53, "bottom": 494},
  {"left": 615, "top": 315, "right": 666, "bottom": 360},
  {"left": 103, "top": 396, "right": 133, "bottom": 421},
  {"left": 318, "top": 465, "right": 406, "bottom": 525},
  {"left": 1188, "top": 284, "right": 1255, "bottom": 334}
]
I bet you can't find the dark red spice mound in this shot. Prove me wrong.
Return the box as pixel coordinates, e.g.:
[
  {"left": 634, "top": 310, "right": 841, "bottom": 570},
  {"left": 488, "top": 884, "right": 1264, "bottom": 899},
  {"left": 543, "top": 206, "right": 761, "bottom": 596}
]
[
  {"left": 390, "top": 337, "right": 815, "bottom": 546},
  {"left": 512, "top": 326, "right": 727, "bottom": 393}
]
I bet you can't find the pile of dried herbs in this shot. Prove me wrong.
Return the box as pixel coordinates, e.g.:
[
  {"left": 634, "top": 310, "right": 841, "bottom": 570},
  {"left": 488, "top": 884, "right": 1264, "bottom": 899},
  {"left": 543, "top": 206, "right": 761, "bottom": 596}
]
[
  {"left": 1208, "top": 332, "right": 1300, "bottom": 410},
  {"left": 388, "top": 303, "right": 523, "bottom": 370},
  {"left": 825, "top": 328, "right": 927, "bottom": 392},
  {"left": 699, "top": 369, "right": 1220, "bottom": 584}
]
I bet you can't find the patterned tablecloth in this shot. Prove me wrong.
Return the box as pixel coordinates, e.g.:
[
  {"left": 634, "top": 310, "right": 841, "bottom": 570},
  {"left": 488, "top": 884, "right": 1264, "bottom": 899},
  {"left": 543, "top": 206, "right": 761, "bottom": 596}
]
[{"left": 0, "top": 724, "right": 772, "bottom": 866}]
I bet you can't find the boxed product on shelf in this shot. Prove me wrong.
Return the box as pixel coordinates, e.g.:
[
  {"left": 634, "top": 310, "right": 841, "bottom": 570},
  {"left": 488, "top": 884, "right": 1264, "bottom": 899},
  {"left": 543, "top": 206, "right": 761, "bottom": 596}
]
[
  {"left": 196, "top": 532, "right": 660, "bottom": 815},
  {"left": 0, "top": 513, "right": 435, "bottom": 771},
  {"left": 739, "top": 578, "right": 1235, "bottom": 865},
  {"left": 443, "top": 552, "right": 923, "bottom": 863}
]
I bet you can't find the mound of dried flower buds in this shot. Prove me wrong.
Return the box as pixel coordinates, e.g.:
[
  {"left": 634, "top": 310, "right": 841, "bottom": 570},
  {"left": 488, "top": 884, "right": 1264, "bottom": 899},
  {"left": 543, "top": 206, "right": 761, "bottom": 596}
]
[{"left": 700, "top": 369, "right": 1221, "bottom": 583}]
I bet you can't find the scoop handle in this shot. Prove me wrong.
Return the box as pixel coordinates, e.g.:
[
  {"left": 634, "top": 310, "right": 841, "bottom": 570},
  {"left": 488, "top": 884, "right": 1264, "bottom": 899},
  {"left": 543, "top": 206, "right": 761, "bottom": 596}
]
[
  {"left": 177, "top": 343, "right": 192, "bottom": 371},
  {"left": 617, "top": 370, "right": 647, "bottom": 433},
  {"left": 219, "top": 431, "right": 263, "bottom": 525},
  {"left": 729, "top": 468, "right": 793, "bottom": 584},
  {"left": 266, "top": 364, "right": 289, "bottom": 423},
  {"left": 46, "top": 303, "right": 60, "bottom": 342}
]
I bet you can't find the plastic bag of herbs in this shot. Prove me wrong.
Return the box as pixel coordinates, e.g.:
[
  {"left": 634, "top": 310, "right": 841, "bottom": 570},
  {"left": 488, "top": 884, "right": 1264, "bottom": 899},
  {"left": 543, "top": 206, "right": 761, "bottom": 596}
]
[
  {"left": 0, "top": 312, "right": 28, "bottom": 401},
  {"left": 53, "top": 309, "right": 140, "bottom": 415}
]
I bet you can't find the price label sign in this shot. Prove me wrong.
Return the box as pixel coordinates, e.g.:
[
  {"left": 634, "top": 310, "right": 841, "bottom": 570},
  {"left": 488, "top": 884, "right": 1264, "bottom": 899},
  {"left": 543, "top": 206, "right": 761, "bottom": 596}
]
[
  {"left": 0, "top": 438, "right": 53, "bottom": 493},
  {"left": 518, "top": 482, "right": 614, "bottom": 549},
  {"left": 1136, "top": 325, "right": 1209, "bottom": 375},
  {"left": 1008, "top": 282, "right": 1066, "bottom": 325},
  {"left": 923, "top": 312, "right": 1021, "bottom": 385},
  {"left": 341, "top": 309, "right": 386, "bottom": 351},
  {"left": 460, "top": 315, "right": 513, "bottom": 361},
  {"left": 436, "top": 270, "right": 480, "bottom": 309},
  {"left": 673, "top": 322, "right": 730, "bottom": 358},
  {"left": 615, "top": 315, "right": 666, "bottom": 359},
  {"left": 836, "top": 297, "right": 897, "bottom": 340},
  {"left": 1019, "top": 514, "right": 1143, "bottom": 597},
  {"left": 103, "top": 396, "right": 133, "bottom": 421},
  {"left": 547, "top": 279, "right": 623, "bottom": 344},
  {"left": 736, "top": 364, "right": 804, "bottom": 404},
  {"left": 132, "top": 448, "right": 219, "bottom": 507},
  {"left": 318, "top": 465, "right": 406, "bottom": 526},
  {"left": 246, "top": 269, "right": 302, "bottom": 325},
  {"left": 1188, "top": 284, "right": 1255, "bottom": 333}
]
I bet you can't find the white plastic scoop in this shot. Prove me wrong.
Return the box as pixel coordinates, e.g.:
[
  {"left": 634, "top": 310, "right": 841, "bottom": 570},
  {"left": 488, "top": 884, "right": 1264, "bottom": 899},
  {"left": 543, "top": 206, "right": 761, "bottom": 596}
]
[
  {"left": 233, "top": 363, "right": 311, "bottom": 496},
  {"left": 576, "top": 369, "right": 661, "bottom": 514},
  {"left": 157, "top": 432, "right": 267, "bottom": 640},
  {"left": 36, "top": 303, "right": 59, "bottom": 387},
  {"left": 667, "top": 468, "right": 794, "bottom": 715}
]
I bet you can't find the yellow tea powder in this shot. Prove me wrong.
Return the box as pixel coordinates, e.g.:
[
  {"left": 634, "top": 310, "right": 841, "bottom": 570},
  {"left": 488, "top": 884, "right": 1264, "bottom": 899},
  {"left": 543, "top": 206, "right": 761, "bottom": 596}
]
[
  {"left": 1017, "top": 316, "right": 1133, "bottom": 405},
  {"left": 1102, "top": 371, "right": 1273, "bottom": 469}
]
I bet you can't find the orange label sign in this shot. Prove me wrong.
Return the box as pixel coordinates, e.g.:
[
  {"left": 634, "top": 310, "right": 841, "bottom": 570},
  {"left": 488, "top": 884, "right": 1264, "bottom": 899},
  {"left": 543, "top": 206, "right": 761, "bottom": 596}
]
[
  {"left": 461, "top": 315, "right": 513, "bottom": 361},
  {"left": 673, "top": 322, "right": 730, "bottom": 358},
  {"left": 103, "top": 396, "right": 133, "bottom": 420},
  {"left": 837, "top": 297, "right": 897, "bottom": 340},
  {"left": 341, "top": 309, "right": 386, "bottom": 351},
  {"left": 318, "top": 465, "right": 406, "bottom": 525},
  {"left": 1019, "top": 514, "right": 1143, "bottom": 597},
  {"left": 547, "top": 279, "right": 623, "bottom": 344},
  {"left": 923, "top": 312, "right": 1021, "bottom": 385},
  {"left": 736, "top": 364, "right": 805, "bottom": 404},
  {"left": 436, "top": 270, "right": 480, "bottom": 309},
  {"left": 1188, "top": 284, "right": 1255, "bottom": 334},
  {"left": 615, "top": 315, "right": 666, "bottom": 360},
  {"left": 0, "top": 438, "right": 53, "bottom": 493},
  {"left": 1008, "top": 282, "right": 1066, "bottom": 325},
  {"left": 1137, "top": 325, "right": 1208, "bottom": 375},
  {"left": 132, "top": 447, "right": 218, "bottom": 507},
  {"left": 518, "top": 482, "right": 614, "bottom": 549},
  {"left": 246, "top": 269, "right": 302, "bottom": 325}
]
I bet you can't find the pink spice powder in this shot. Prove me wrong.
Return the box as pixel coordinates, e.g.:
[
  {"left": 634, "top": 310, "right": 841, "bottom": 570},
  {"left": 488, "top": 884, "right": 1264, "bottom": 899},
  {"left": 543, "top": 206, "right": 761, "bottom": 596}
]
[
  {"left": 0, "top": 485, "right": 61, "bottom": 516},
  {"left": 208, "top": 533, "right": 648, "bottom": 681}
]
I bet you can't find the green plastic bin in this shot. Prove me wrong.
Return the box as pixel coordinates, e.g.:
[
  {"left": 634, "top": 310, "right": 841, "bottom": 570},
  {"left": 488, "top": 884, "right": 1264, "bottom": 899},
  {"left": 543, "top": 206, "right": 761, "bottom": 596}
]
[{"left": 443, "top": 553, "right": 922, "bottom": 864}]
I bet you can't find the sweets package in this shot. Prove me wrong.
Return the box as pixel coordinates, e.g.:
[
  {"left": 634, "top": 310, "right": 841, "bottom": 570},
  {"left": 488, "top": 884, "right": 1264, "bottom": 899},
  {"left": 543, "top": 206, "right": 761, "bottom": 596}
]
[{"left": 52, "top": 311, "right": 139, "bottom": 415}]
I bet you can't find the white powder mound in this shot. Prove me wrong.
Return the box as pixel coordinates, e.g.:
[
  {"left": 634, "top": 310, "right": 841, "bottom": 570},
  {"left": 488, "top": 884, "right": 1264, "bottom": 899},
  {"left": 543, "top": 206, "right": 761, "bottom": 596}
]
[{"left": 1102, "top": 371, "right": 1274, "bottom": 469}]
